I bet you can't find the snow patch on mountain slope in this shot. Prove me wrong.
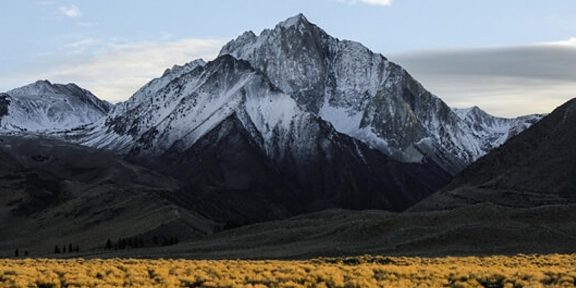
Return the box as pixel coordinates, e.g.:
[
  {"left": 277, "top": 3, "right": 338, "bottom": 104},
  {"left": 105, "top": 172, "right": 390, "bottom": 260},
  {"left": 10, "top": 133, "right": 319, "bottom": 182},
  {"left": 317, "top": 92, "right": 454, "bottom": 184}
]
[
  {"left": 0, "top": 80, "right": 112, "bottom": 133},
  {"left": 453, "top": 106, "right": 544, "bottom": 150},
  {"left": 243, "top": 84, "right": 299, "bottom": 145},
  {"left": 72, "top": 56, "right": 318, "bottom": 160}
]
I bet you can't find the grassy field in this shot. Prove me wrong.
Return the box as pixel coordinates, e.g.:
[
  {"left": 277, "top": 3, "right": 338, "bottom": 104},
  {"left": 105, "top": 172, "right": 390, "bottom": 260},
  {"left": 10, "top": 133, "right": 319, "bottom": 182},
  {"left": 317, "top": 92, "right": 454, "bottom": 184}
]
[{"left": 0, "top": 255, "right": 575, "bottom": 287}]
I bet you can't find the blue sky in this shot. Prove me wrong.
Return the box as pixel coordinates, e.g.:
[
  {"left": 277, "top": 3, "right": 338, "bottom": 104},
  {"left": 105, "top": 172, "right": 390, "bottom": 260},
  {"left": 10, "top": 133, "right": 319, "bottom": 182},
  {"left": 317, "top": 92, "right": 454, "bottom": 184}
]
[{"left": 1, "top": 0, "right": 576, "bottom": 116}]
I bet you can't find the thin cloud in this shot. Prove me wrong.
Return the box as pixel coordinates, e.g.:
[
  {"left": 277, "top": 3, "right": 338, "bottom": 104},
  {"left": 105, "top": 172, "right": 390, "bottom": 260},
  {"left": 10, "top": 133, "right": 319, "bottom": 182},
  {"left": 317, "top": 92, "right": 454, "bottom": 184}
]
[
  {"left": 59, "top": 5, "right": 82, "bottom": 18},
  {"left": 389, "top": 39, "right": 576, "bottom": 117},
  {"left": 546, "top": 37, "right": 576, "bottom": 47},
  {"left": 0, "top": 38, "right": 225, "bottom": 103}
]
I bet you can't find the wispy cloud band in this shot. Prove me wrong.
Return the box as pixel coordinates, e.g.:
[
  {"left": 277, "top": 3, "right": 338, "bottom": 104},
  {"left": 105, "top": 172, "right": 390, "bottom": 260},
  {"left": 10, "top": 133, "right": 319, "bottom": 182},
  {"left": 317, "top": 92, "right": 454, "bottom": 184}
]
[{"left": 390, "top": 40, "right": 576, "bottom": 116}]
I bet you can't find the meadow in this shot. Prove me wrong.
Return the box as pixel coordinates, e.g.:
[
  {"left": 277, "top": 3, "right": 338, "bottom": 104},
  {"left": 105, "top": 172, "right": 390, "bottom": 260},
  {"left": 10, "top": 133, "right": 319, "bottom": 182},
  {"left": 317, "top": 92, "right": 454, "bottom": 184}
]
[{"left": 0, "top": 254, "right": 575, "bottom": 287}]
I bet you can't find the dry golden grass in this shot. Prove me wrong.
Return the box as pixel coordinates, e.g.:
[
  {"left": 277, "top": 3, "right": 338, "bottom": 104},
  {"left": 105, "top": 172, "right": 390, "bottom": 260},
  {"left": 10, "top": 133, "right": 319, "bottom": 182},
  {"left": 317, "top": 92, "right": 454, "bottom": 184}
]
[{"left": 0, "top": 254, "right": 575, "bottom": 287}]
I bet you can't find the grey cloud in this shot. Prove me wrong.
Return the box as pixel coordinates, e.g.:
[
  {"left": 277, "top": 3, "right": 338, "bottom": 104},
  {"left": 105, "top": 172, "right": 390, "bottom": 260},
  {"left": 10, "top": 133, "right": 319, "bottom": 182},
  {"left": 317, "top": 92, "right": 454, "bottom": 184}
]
[
  {"left": 388, "top": 44, "right": 576, "bottom": 117},
  {"left": 391, "top": 45, "right": 576, "bottom": 81}
]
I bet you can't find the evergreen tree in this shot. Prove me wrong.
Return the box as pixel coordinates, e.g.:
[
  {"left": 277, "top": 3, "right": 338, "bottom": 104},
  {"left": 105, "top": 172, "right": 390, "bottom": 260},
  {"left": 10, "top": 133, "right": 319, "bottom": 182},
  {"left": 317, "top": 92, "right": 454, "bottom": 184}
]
[
  {"left": 24, "top": 250, "right": 29, "bottom": 257},
  {"left": 54, "top": 245, "right": 61, "bottom": 254},
  {"left": 14, "top": 248, "right": 19, "bottom": 257},
  {"left": 62, "top": 245, "right": 66, "bottom": 253},
  {"left": 106, "top": 239, "right": 113, "bottom": 250},
  {"left": 75, "top": 244, "right": 80, "bottom": 253},
  {"left": 68, "top": 243, "right": 73, "bottom": 253}
]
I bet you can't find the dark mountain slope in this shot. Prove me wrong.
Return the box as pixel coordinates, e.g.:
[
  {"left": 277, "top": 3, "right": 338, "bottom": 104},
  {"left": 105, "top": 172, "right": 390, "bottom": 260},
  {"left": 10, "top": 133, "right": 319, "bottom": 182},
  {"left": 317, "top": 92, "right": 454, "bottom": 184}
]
[
  {"left": 0, "top": 135, "right": 215, "bottom": 256},
  {"left": 73, "top": 204, "right": 576, "bottom": 259},
  {"left": 412, "top": 98, "right": 576, "bottom": 211},
  {"left": 149, "top": 112, "right": 451, "bottom": 227}
]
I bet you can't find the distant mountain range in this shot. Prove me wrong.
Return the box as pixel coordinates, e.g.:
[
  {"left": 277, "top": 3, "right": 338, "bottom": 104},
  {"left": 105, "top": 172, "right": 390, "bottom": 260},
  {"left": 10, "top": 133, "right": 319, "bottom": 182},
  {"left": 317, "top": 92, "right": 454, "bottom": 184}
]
[{"left": 1, "top": 14, "right": 570, "bottom": 258}]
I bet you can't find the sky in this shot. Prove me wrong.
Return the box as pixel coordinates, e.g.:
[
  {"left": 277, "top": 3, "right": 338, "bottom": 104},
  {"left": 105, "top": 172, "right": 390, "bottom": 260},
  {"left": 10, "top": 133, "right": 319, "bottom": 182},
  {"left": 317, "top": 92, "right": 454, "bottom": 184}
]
[{"left": 1, "top": 0, "right": 575, "bottom": 117}]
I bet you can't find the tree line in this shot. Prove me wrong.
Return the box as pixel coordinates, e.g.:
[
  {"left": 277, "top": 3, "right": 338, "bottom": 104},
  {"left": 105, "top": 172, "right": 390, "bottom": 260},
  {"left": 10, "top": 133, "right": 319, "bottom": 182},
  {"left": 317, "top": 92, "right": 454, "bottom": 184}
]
[
  {"left": 11, "top": 235, "right": 181, "bottom": 257},
  {"left": 54, "top": 243, "right": 80, "bottom": 254},
  {"left": 105, "top": 236, "right": 179, "bottom": 250}
]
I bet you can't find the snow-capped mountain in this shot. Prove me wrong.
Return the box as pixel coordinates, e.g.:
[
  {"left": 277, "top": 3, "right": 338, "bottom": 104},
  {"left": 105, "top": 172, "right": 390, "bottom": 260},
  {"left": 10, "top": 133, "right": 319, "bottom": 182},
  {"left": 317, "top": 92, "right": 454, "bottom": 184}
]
[
  {"left": 0, "top": 80, "right": 112, "bottom": 132},
  {"left": 453, "top": 106, "right": 544, "bottom": 152},
  {"left": 219, "top": 14, "right": 540, "bottom": 174},
  {"left": 63, "top": 14, "right": 544, "bottom": 214},
  {"left": 75, "top": 54, "right": 451, "bottom": 214}
]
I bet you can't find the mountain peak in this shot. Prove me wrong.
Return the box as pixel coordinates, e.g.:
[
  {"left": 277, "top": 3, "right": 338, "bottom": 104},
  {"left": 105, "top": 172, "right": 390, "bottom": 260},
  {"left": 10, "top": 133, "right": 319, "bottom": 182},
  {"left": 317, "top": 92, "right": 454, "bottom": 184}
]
[
  {"left": 32, "top": 79, "right": 54, "bottom": 89},
  {"left": 218, "top": 14, "right": 318, "bottom": 59},
  {"left": 1, "top": 81, "right": 112, "bottom": 132},
  {"left": 454, "top": 106, "right": 489, "bottom": 119},
  {"left": 162, "top": 59, "right": 206, "bottom": 77},
  {"left": 277, "top": 13, "right": 309, "bottom": 29},
  {"left": 34, "top": 79, "right": 52, "bottom": 85}
]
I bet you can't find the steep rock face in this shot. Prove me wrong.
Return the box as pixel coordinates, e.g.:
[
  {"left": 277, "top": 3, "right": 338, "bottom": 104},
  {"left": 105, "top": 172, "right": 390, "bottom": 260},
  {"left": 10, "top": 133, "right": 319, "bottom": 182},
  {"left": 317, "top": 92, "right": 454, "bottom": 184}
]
[
  {"left": 412, "top": 98, "right": 576, "bottom": 211},
  {"left": 74, "top": 55, "right": 451, "bottom": 216},
  {"left": 219, "top": 14, "right": 540, "bottom": 174},
  {"left": 0, "top": 80, "right": 112, "bottom": 132}
]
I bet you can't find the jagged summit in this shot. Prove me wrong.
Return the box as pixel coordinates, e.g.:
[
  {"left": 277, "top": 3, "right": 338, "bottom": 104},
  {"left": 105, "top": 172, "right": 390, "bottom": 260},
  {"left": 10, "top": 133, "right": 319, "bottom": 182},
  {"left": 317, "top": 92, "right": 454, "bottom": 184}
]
[
  {"left": 33, "top": 79, "right": 52, "bottom": 86},
  {"left": 219, "top": 14, "right": 541, "bottom": 173},
  {"left": 162, "top": 59, "right": 206, "bottom": 77},
  {"left": 453, "top": 106, "right": 483, "bottom": 118},
  {"left": 277, "top": 13, "right": 309, "bottom": 28}
]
